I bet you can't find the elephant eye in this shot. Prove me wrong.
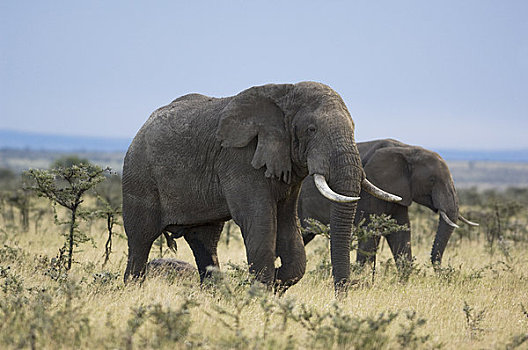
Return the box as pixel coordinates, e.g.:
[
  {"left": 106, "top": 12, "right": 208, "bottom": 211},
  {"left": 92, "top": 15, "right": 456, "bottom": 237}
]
[{"left": 307, "top": 125, "right": 317, "bottom": 135}]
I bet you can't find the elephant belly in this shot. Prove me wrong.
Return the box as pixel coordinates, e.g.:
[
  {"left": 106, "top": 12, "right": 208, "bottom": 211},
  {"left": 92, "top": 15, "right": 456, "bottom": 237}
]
[
  {"left": 155, "top": 167, "right": 231, "bottom": 226},
  {"left": 161, "top": 197, "right": 231, "bottom": 226}
]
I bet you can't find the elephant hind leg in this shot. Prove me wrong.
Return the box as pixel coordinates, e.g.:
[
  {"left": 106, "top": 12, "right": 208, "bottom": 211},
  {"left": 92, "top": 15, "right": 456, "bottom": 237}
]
[
  {"left": 183, "top": 222, "right": 224, "bottom": 283},
  {"left": 123, "top": 198, "right": 162, "bottom": 283},
  {"left": 125, "top": 239, "right": 156, "bottom": 283}
]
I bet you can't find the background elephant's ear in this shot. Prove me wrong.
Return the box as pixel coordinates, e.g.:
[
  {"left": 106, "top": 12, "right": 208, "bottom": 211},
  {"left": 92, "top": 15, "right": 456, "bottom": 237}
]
[
  {"left": 364, "top": 147, "right": 412, "bottom": 206},
  {"left": 216, "top": 86, "right": 293, "bottom": 183}
]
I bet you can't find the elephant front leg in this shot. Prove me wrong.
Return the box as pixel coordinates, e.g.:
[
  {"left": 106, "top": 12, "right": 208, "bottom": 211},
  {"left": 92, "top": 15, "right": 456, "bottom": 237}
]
[
  {"left": 275, "top": 190, "right": 306, "bottom": 291},
  {"left": 223, "top": 176, "right": 279, "bottom": 286},
  {"left": 356, "top": 212, "right": 381, "bottom": 267},
  {"left": 356, "top": 235, "right": 381, "bottom": 266},
  {"left": 241, "top": 217, "right": 278, "bottom": 285},
  {"left": 229, "top": 204, "right": 277, "bottom": 285},
  {"left": 184, "top": 222, "right": 224, "bottom": 283},
  {"left": 385, "top": 207, "right": 412, "bottom": 274}
]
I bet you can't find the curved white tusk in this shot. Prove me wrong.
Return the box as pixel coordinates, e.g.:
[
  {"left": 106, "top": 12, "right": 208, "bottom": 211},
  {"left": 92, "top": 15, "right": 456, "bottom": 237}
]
[
  {"left": 459, "top": 214, "right": 479, "bottom": 226},
  {"left": 440, "top": 210, "right": 459, "bottom": 228},
  {"left": 362, "top": 178, "right": 402, "bottom": 202},
  {"left": 313, "top": 174, "right": 361, "bottom": 203}
]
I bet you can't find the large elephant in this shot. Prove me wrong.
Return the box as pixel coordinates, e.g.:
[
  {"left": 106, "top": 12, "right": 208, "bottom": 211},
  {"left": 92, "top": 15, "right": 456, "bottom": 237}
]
[
  {"left": 299, "top": 138, "right": 478, "bottom": 269},
  {"left": 122, "top": 82, "right": 399, "bottom": 290}
]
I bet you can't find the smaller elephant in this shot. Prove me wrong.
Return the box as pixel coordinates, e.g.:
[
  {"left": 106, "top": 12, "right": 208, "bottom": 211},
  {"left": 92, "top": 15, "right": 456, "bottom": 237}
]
[{"left": 299, "top": 139, "right": 478, "bottom": 269}]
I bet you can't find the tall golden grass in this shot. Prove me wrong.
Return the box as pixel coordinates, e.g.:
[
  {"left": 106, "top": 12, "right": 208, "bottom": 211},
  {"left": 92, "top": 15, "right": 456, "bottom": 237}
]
[{"left": 0, "top": 196, "right": 527, "bottom": 349}]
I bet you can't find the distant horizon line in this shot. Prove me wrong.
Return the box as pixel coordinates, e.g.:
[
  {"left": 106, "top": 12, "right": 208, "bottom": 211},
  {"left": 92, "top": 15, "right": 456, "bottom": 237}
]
[
  {"left": 0, "top": 128, "right": 132, "bottom": 141},
  {"left": 1, "top": 127, "right": 527, "bottom": 153}
]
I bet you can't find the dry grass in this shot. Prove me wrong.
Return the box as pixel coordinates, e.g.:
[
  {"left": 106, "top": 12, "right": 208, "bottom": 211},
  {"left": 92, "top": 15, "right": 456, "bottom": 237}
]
[{"left": 1, "top": 198, "right": 527, "bottom": 349}]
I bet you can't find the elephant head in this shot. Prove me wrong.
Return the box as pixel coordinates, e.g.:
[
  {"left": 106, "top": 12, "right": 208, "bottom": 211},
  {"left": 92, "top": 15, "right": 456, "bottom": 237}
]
[
  {"left": 361, "top": 142, "right": 476, "bottom": 265},
  {"left": 216, "top": 82, "right": 399, "bottom": 289}
]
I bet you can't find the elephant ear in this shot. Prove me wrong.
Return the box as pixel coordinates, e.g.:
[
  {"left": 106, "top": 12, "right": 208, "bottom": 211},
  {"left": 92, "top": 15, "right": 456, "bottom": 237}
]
[
  {"left": 216, "top": 84, "right": 293, "bottom": 183},
  {"left": 363, "top": 147, "right": 412, "bottom": 206}
]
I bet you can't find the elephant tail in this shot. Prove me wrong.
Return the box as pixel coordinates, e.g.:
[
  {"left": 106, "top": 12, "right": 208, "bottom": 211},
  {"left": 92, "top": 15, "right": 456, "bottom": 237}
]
[{"left": 163, "top": 232, "right": 178, "bottom": 254}]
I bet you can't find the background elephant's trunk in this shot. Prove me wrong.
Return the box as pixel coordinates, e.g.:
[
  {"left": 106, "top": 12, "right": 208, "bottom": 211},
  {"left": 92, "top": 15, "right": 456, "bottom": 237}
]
[
  {"left": 430, "top": 184, "right": 459, "bottom": 265},
  {"left": 431, "top": 218, "right": 456, "bottom": 265},
  {"left": 327, "top": 152, "right": 362, "bottom": 290}
]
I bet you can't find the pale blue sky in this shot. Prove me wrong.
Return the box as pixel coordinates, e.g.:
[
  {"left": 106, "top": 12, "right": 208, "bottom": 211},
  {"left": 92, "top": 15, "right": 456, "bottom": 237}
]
[{"left": 1, "top": 1, "right": 527, "bottom": 150}]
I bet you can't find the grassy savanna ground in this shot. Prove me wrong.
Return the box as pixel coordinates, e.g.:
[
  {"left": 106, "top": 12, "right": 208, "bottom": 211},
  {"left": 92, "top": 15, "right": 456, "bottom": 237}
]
[{"left": 1, "top": 185, "right": 528, "bottom": 349}]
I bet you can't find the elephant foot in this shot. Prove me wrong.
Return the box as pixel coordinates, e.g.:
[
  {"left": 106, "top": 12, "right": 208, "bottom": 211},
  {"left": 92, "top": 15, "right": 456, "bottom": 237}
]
[
  {"left": 124, "top": 263, "right": 147, "bottom": 285},
  {"left": 273, "top": 268, "right": 301, "bottom": 296},
  {"left": 124, "top": 246, "right": 152, "bottom": 284}
]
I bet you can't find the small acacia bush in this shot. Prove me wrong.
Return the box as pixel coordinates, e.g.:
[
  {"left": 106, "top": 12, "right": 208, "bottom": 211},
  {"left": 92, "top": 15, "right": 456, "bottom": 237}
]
[{"left": 24, "top": 164, "right": 108, "bottom": 270}]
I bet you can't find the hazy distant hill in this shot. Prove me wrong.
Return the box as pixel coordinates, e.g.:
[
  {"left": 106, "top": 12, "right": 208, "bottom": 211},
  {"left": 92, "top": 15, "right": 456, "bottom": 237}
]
[
  {"left": 0, "top": 149, "right": 125, "bottom": 174},
  {"left": 433, "top": 149, "right": 528, "bottom": 163},
  {"left": 1, "top": 129, "right": 527, "bottom": 188},
  {"left": 0, "top": 129, "right": 131, "bottom": 152},
  {"left": 1, "top": 129, "right": 527, "bottom": 162}
]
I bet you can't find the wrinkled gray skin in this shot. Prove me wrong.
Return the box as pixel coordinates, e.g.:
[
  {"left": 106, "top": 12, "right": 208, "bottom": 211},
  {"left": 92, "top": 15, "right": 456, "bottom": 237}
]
[
  {"left": 123, "top": 82, "right": 363, "bottom": 290},
  {"left": 299, "top": 139, "right": 460, "bottom": 268}
]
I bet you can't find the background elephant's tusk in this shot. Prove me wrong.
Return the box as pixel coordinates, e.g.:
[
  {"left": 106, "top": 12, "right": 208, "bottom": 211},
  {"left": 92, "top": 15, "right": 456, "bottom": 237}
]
[
  {"left": 361, "top": 178, "right": 402, "bottom": 202},
  {"left": 313, "top": 174, "right": 361, "bottom": 203},
  {"left": 459, "top": 214, "right": 479, "bottom": 226},
  {"left": 440, "top": 210, "right": 459, "bottom": 228}
]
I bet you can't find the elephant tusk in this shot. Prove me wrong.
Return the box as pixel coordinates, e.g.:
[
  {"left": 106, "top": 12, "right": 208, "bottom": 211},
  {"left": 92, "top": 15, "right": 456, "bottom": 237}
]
[
  {"left": 313, "top": 174, "right": 361, "bottom": 203},
  {"left": 459, "top": 214, "right": 479, "bottom": 226},
  {"left": 361, "top": 178, "right": 402, "bottom": 202},
  {"left": 440, "top": 210, "right": 459, "bottom": 228}
]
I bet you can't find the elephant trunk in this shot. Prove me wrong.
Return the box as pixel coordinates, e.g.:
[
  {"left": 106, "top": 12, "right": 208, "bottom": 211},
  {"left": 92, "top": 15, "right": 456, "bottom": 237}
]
[
  {"left": 327, "top": 152, "right": 362, "bottom": 291},
  {"left": 430, "top": 184, "right": 459, "bottom": 265},
  {"left": 431, "top": 218, "right": 456, "bottom": 265}
]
